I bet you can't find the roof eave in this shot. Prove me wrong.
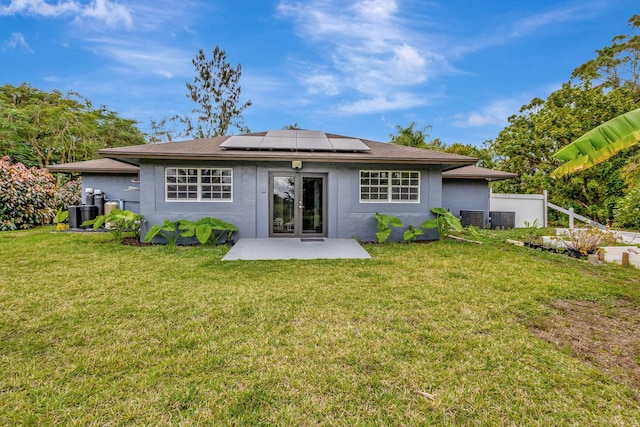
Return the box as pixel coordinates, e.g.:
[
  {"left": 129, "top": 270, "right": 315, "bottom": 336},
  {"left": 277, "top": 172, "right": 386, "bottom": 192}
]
[
  {"left": 443, "top": 174, "right": 517, "bottom": 181},
  {"left": 47, "top": 168, "right": 139, "bottom": 174},
  {"left": 98, "top": 151, "right": 478, "bottom": 166}
]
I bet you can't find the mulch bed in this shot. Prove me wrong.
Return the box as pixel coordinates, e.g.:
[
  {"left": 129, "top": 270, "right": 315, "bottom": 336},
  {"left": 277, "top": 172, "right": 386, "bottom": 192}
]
[{"left": 531, "top": 300, "right": 640, "bottom": 393}]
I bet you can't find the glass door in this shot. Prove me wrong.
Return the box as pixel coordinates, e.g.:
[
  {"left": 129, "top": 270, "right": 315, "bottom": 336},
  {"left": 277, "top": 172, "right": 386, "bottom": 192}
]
[
  {"left": 271, "top": 173, "right": 326, "bottom": 237},
  {"left": 271, "top": 174, "right": 297, "bottom": 236}
]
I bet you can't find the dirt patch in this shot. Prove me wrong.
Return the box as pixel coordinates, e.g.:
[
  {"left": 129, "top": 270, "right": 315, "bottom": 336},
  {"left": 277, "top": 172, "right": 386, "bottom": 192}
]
[
  {"left": 121, "top": 237, "right": 151, "bottom": 247},
  {"left": 532, "top": 300, "right": 640, "bottom": 392}
]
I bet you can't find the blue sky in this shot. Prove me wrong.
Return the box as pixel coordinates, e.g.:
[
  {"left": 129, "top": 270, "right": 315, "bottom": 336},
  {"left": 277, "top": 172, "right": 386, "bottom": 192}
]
[{"left": 0, "top": 0, "right": 635, "bottom": 145}]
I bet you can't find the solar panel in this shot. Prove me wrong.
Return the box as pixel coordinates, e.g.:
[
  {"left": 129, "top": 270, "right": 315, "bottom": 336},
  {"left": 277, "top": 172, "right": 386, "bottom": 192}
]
[
  {"left": 220, "top": 135, "right": 263, "bottom": 149},
  {"left": 221, "top": 130, "right": 370, "bottom": 152},
  {"left": 297, "top": 137, "right": 333, "bottom": 150},
  {"left": 329, "top": 138, "right": 371, "bottom": 151},
  {"left": 261, "top": 136, "right": 297, "bottom": 150},
  {"left": 263, "top": 129, "right": 293, "bottom": 138},
  {"left": 297, "top": 130, "right": 326, "bottom": 138}
]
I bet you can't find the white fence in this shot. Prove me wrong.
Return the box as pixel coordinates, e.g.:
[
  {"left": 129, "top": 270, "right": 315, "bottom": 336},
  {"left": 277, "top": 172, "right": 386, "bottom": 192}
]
[
  {"left": 489, "top": 190, "right": 547, "bottom": 228},
  {"left": 546, "top": 202, "right": 604, "bottom": 229},
  {"left": 489, "top": 190, "right": 608, "bottom": 229}
]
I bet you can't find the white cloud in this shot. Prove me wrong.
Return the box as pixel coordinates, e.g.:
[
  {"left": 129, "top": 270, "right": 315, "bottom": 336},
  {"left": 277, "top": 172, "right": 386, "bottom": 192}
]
[
  {"left": 391, "top": 44, "right": 428, "bottom": 84},
  {"left": 276, "top": 0, "right": 605, "bottom": 117},
  {"left": 87, "top": 38, "right": 193, "bottom": 78},
  {"left": 302, "top": 71, "right": 341, "bottom": 96},
  {"left": 81, "top": 0, "right": 133, "bottom": 28},
  {"left": 453, "top": 98, "right": 522, "bottom": 128},
  {"left": 339, "top": 92, "right": 427, "bottom": 114},
  {"left": 0, "top": 0, "right": 80, "bottom": 17},
  {"left": 451, "top": 1, "right": 606, "bottom": 56},
  {"left": 352, "top": 0, "right": 398, "bottom": 21},
  {"left": 0, "top": 0, "right": 133, "bottom": 27},
  {"left": 1, "top": 1, "right": 203, "bottom": 79},
  {"left": 510, "top": 4, "right": 597, "bottom": 38},
  {"left": 278, "top": 0, "right": 448, "bottom": 113},
  {"left": 2, "top": 32, "right": 32, "bottom": 52}
]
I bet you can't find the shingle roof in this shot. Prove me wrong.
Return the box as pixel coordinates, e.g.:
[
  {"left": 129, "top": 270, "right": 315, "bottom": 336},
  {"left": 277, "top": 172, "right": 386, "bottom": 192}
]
[
  {"left": 47, "top": 158, "right": 139, "bottom": 174},
  {"left": 443, "top": 165, "right": 517, "bottom": 181},
  {"left": 98, "top": 131, "right": 478, "bottom": 168}
]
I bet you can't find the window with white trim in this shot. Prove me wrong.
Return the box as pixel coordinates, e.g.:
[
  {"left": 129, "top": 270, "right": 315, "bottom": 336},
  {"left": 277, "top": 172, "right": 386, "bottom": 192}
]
[
  {"left": 359, "top": 170, "right": 420, "bottom": 203},
  {"left": 165, "top": 168, "right": 232, "bottom": 201}
]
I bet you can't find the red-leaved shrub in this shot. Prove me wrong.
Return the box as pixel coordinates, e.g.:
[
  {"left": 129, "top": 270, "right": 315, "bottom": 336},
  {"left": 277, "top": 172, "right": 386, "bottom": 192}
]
[
  {"left": 0, "top": 156, "right": 58, "bottom": 230},
  {"left": 57, "top": 178, "right": 82, "bottom": 210}
]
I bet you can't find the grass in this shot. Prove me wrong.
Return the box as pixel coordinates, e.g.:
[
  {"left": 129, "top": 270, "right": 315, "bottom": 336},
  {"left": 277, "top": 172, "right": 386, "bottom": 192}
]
[{"left": 1, "top": 227, "right": 639, "bottom": 425}]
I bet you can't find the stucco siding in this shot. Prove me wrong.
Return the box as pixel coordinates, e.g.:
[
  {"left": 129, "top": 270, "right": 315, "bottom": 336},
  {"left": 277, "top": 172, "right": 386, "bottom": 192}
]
[
  {"left": 442, "top": 179, "right": 489, "bottom": 226},
  {"left": 139, "top": 161, "right": 257, "bottom": 242},
  {"left": 81, "top": 173, "right": 140, "bottom": 213},
  {"left": 139, "top": 160, "right": 445, "bottom": 243},
  {"left": 336, "top": 164, "right": 441, "bottom": 241}
]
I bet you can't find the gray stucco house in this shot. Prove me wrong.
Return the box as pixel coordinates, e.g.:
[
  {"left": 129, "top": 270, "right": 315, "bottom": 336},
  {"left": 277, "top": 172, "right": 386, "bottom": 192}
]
[
  {"left": 49, "top": 158, "right": 141, "bottom": 212},
  {"left": 442, "top": 165, "right": 517, "bottom": 227},
  {"left": 49, "top": 129, "right": 514, "bottom": 242}
]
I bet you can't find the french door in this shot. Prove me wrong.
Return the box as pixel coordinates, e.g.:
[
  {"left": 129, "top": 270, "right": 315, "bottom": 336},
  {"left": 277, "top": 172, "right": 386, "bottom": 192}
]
[{"left": 270, "top": 173, "right": 327, "bottom": 237}]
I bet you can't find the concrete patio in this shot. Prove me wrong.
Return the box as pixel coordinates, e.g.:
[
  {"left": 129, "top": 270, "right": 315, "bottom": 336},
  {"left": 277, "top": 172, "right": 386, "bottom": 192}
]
[{"left": 222, "top": 238, "right": 371, "bottom": 261}]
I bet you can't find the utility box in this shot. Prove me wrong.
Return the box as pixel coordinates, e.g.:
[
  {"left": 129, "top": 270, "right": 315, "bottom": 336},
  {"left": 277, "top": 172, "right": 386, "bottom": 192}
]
[
  {"left": 490, "top": 211, "right": 515, "bottom": 229},
  {"left": 460, "top": 210, "right": 485, "bottom": 228}
]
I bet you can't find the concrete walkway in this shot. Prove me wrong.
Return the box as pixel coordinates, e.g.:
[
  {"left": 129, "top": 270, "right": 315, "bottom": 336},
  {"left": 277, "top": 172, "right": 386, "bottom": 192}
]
[{"left": 222, "top": 238, "right": 371, "bottom": 261}]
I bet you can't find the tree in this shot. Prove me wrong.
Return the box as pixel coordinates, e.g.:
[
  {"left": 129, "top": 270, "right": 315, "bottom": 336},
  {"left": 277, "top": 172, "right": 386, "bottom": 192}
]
[
  {"left": 490, "top": 82, "right": 636, "bottom": 223},
  {"left": 437, "top": 141, "right": 496, "bottom": 168},
  {"left": 389, "top": 122, "right": 431, "bottom": 148},
  {"left": 148, "top": 117, "right": 180, "bottom": 144},
  {"left": 389, "top": 124, "right": 495, "bottom": 167},
  {"left": 571, "top": 14, "right": 640, "bottom": 95},
  {"left": 182, "top": 46, "right": 252, "bottom": 138},
  {"left": 487, "top": 15, "right": 640, "bottom": 225},
  {"left": 0, "top": 83, "right": 145, "bottom": 168}
]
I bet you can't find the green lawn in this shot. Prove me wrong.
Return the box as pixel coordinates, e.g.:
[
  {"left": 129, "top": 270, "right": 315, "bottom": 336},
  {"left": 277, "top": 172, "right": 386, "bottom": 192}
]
[{"left": 1, "top": 228, "right": 639, "bottom": 425}]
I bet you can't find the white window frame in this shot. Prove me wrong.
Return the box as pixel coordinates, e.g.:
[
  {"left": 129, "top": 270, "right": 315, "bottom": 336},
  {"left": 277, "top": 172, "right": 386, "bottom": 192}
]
[
  {"left": 359, "top": 170, "right": 420, "bottom": 203},
  {"left": 165, "top": 167, "right": 233, "bottom": 202}
]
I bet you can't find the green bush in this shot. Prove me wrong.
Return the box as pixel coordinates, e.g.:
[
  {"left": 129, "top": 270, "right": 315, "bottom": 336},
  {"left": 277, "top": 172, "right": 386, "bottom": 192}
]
[
  {"left": 421, "top": 207, "right": 463, "bottom": 241},
  {"left": 142, "top": 217, "right": 238, "bottom": 246},
  {"left": 82, "top": 209, "right": 144, "bottom": 243},
  {"left": 178, "top": 217, "right": 238, "bottom": 245},
  {"left": 0, "top": 156, "right": 58, "bottom": 230},
  {"left": 144, "top": 219, "right": 182, "bottom": 246},
  {"left": 374, "top": 212, "right": 403, "bottom": 243},
  {"left": 614, "top": 187, "right": 640, "bottom": 228}
]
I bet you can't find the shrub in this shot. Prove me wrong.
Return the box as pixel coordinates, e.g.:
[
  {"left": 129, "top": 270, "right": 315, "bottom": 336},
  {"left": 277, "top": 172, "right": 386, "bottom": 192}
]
[
  {"left": 144, "top": 220, "right": 182, "bottom": 246},
  {"left": 564, "top": 227, "right": 617, "bottom": 255},
  {"left": 0, "top": 156, "right": 58, "bottom": 230},
  {"left": 178, "top": 217, "right": 238, "bottom": 245},
  {"left": 374, "top": 212, "right": 403, "bottom": 243},
  {"left": 142, "top": 217, "right": 238, "bottom": 246},
  {"left": 82, "top": 209, "right": 143, "bottom": 244},
  {"left": 56, "top": 178, "right": 82, "bottom": 210},
  {"left": 421, "top": 207, "right": 462, "bottom": 241},
  {"left": 403, "top": 225, "right": 424, "bottom": 242},
  {"left": 614, "top": 187, "right": 640, "bottom": 228}
]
